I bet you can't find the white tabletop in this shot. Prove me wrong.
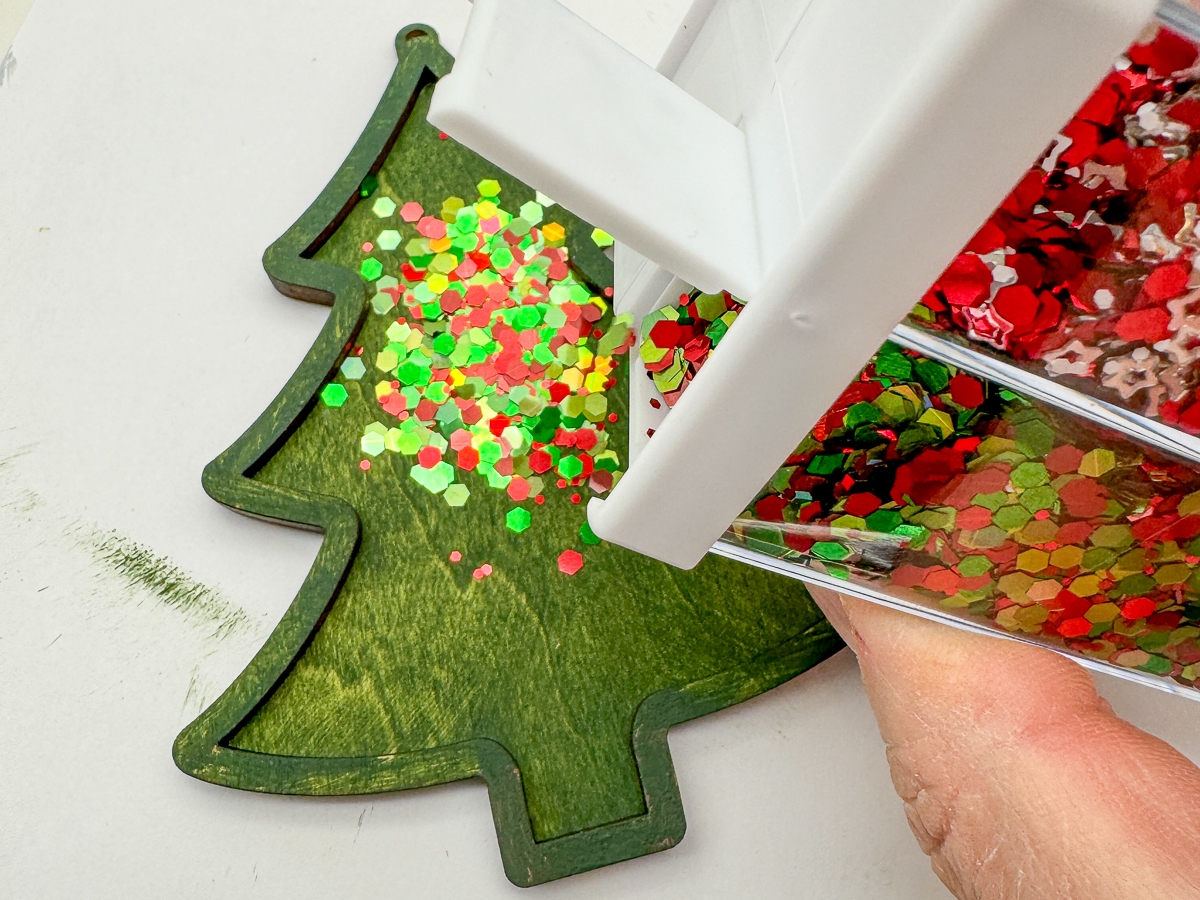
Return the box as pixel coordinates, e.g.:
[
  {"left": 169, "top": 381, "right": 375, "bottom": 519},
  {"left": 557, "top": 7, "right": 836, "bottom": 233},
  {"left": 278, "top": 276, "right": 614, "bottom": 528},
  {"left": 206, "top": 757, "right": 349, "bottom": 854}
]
[{"left": 2, "top": 2, "right": 1199, "bottom": 897}]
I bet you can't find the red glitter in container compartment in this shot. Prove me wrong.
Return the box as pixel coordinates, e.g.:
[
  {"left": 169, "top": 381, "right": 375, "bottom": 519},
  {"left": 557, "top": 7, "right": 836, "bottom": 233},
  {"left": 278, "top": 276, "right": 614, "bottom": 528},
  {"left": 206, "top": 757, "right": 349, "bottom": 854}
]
[{"left": 906, "top": 21, "right": 1200, "bottom": 443}]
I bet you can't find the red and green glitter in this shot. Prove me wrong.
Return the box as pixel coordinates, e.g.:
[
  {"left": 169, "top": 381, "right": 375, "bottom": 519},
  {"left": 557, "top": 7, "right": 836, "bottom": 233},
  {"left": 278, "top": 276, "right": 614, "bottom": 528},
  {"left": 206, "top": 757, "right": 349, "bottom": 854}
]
[
  {"left": 320, "top": 179, "right": 635, "bottom": 575},
  {"left": 720, "top": 335, "right": 1200, "bottom": 687},
  {"left": 638, "top": 279, "right": 1200, "bottom": 688},
  {"left": 640, "top": 291, "right": 743, "bottom": 404},
  {"left": 911, "top": 23, "right": 1200, "bottom": 435}
]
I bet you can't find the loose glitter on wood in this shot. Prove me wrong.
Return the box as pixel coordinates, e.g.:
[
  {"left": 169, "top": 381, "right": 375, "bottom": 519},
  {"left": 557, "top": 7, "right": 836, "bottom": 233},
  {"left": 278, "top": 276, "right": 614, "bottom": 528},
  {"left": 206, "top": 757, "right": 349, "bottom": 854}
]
[{"left": 321, "top": 179, "right": 637, "bottom": 570}]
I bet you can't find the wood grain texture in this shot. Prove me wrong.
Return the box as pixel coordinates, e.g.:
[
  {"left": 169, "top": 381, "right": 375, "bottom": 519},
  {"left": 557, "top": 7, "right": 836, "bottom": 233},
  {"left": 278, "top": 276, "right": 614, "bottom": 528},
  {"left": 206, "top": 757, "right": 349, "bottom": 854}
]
[{"left": 173, "top": 27, "right": 842, "bottom": 886}]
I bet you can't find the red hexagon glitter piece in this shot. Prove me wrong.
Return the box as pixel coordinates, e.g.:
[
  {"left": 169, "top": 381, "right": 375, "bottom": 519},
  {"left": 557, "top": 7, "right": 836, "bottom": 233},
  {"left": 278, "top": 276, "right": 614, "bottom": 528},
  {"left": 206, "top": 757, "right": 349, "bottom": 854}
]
[
  {"left": 949, "top": 373, "right": 985, "bottom": 409},
  {"left": 940, "top": 254, "right": 993, "bottom": 307},
  {"left": 557, "top": 550, "right": 584, "bottom": 576},
  {"left": 1121, "top": 597, "right": 1157, "bottom": 619},
  {"left": 1058, "top": 617, "right": 1092, "bottom": 638}
]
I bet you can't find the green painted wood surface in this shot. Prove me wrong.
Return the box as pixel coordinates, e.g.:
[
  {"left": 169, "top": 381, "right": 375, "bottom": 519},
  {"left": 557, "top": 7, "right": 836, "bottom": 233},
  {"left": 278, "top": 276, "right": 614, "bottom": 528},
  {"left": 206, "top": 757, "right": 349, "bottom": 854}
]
[{"left": 174, "top": 27, "right": 842, "bottom": 886}]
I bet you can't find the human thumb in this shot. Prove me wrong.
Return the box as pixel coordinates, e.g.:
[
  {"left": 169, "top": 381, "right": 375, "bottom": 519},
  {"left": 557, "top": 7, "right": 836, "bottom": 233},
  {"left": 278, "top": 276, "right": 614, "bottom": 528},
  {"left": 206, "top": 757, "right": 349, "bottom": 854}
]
[{"left": 809, "top": 585, "right": 1200, "bottom": 899}]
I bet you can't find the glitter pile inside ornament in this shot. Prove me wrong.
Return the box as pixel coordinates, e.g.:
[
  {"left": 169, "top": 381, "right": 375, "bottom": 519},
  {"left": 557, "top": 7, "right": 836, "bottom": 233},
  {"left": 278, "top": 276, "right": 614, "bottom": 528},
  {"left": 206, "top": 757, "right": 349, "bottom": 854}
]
[
  {"left": 318, "top": 180, "right": 636, "bottom": 574},
  {"left": 909, "top": 23, "right": 1200, "bottom": 435}
]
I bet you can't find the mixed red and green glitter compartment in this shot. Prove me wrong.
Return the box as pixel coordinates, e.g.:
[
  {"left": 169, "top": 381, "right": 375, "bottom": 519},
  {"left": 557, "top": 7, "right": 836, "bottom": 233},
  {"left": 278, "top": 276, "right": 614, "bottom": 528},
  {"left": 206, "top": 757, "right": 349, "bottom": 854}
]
[{"left": 714, "top": 21, "right": 1200, "bottom": 692}]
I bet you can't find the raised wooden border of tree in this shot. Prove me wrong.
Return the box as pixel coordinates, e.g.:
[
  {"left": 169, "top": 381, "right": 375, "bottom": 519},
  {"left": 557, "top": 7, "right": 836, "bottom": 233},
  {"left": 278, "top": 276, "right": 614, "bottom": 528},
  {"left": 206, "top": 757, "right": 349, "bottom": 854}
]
[{"left": 173, "top": 26, "right": 841, "bottom": 886}]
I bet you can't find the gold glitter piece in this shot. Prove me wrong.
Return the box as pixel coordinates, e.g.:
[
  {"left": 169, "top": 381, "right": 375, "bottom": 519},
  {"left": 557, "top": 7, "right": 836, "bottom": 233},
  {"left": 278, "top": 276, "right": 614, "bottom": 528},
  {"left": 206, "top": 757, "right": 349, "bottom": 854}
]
[
  {"left": 1017, "top": 548, "right": 1050, "bottom": 573},
  {"left": 1078, "top": 449, "right": 1117, "bottom": 477}
]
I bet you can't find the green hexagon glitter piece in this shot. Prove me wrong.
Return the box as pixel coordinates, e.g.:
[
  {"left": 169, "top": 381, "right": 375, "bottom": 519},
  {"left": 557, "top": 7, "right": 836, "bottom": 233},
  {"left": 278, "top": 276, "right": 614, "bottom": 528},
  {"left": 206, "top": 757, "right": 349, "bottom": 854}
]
[
  {"left": 320, "top": 383, "right": 348, "bottom": 408},
  {"left": 957, "top": 555, "right": 993, "bottom": 577},
  {"left": 375, "top": 348, "right": 400, "bottom": 372},
  {"left": 1015, "top": 419, "right": 1056, "bottom": 458},
  {"left": 431, "top": 252, "right": 458, "bottom": 274},
  {"left": 360, "top": 428, "right": 386, "bottom": 457},
  {"left": 694, "top": 293, "right": 727, "bottom": 322},
  {"left": 1011, "top": 462, "right": 1049, "bottom": 489},
  {"left": 520, "top": 201, "right": 544, "bottom": 225},
  {"left": 583, "top": 393, "right": 608, "bottom": 421},
  {"left": 360, "top": 258, "right": 383, "bottom": 280},
  {"left": 1115, "top": 573, "right": 1156, "bottom": 596},
  {"left": 1137, "top": 654, "right": 1173, "bottom": 676},
  {"left": 557, "top": 455, "right": 584, "bottom": 479},
  {"left": 397, "top": 360, "right": 431, "bottom": 386},
  {"left": 444, "top": 483, "right": 470, "bottom": 507},
  {"left": 385, "top": 320, "right": 412, "bottom": 343},
  {"left": 1018, "top": 485, "right": 1057, "bottom": 513},
  {"left": 959, "top": 524, "right": 1006, "bottom": 549},
  {"left": 371, "top": 290, "right": 397, "bottom": 314},
  {"left": 1082, "top": 547, "right": 1118, "bottom": 570},
  {"left": 892, "top": 524, "right": 929, "bottom": 545},
  {"left": 811, "top": 541, "right": 851, "bottom": 562},
  {"left": 479, "top": 440, "right": 503, "bottom": 466},
  {"left": 477, "top": 179, "right": 501, "bottom": 198},
  {"left": 482, "top": 466, "right": 511, "bottom": 489},
  {"left": 442, "top": 196, "right": 465, "bottom": 220},
  {"left": 340, "top": 357, "right": 366, "bottom": 380},
  {"left": 372, "top": 196, "right": 397, "bottom": 217},
  {"left": 972, "top": 491, "right": 1008, "bottom": 512},
  {"left": 454, "top": 205, "right": 479, "bottom": 231},
  {"left": 865, "top": 508, "right": 903, "bottom": 533},
  {"left": 580, "top": 522, "right": 601, "bottom": 545},
  {"left": 410, "top": 460, "right": 454, "bottom": 494},
  {"left": 492, "top": 247, "right": 514, "bottom": 270},
  {"left": 377, "top": 229, "right": 402, "bottom": 251},
  {"left": 395, "top": 431, "right": 422, "bottom": 455},
  {"left": 591, "top": 228, "right": 614, "bottom": 248},
  {"left": 514, "top": 306, "right": 542, "bottom": 329},
  {"left": 1089, "top": 524, "right": 1134, "bottom": 548},
  {"left": 993, "top": 505, "right": 1031, "bottom": 531},
  {"left": 506, "top": 507, "right": 532, "bottom": 533}
]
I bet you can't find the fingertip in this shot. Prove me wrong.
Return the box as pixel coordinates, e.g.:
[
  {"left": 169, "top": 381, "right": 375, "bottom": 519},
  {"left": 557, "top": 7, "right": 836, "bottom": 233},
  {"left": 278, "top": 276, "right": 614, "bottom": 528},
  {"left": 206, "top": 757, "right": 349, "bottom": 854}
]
[{"left": 806, "top": 585, "right": 858, "bottom": 651}]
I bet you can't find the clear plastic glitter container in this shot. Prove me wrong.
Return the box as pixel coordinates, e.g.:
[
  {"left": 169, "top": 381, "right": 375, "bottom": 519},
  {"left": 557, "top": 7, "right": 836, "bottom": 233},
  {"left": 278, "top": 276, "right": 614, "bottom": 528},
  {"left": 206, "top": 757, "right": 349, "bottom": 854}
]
[
  {"left": 679, "top": 4, "right": 1200, "bottom": 698},
  {"left": 713, "top": 341, "right": 1200, "bottom": 696}
]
